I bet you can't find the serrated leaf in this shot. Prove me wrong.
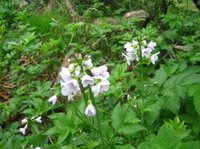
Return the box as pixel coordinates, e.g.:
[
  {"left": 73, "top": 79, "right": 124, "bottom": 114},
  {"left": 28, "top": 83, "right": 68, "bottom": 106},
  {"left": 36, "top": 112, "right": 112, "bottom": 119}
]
[
  {"left": 153, "top": 65, "right": 168, "bottom": 87},
  {"left": 144, "top": 101, "right": 161, "bottom": 125}
]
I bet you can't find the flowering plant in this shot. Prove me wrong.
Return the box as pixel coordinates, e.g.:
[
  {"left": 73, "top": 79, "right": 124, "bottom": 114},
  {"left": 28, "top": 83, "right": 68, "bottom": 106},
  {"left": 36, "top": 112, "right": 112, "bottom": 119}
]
[{"left": 123, "top": 39, "right": 159, "bottom": 65}]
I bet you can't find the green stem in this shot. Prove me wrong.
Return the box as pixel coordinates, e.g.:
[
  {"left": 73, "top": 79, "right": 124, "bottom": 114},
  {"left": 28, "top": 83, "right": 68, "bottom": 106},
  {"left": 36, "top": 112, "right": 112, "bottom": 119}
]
[
  {"left": 78, "top": 78, "right": 87, "bottom": 104},
  {"left": 72, "top": 103, "right": 98, "bottom": 131},
  {"left": 138, "top": 40, "right": 144, "bottom": 125},
  {"left": 89, "top": 87, "right": 105, "bottom": 149}
]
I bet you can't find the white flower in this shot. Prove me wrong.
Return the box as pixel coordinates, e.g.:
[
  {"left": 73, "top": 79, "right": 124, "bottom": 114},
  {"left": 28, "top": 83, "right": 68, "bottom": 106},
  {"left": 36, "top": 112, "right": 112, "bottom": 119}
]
[
  {"left": 48, "top": 95, "right": 57, "bottom": 105},
  {"left": 124, "top": 42, "right": 134, "bottom": 52},
  {"left": 142, "top": 48, "right": 152, "bottom": 58},
  {"left": 91, "top": 65, "right": 109, "bottom": 79},
  {"left": 132, "top": 40, "right": 138, "bottom": 46},
  {"left": 61, "top": 79, "right": 80, "bottom": 101},
  {"left": 67, "top": 79, "right": 80, "bottom": 94},
  {"left": 151, "top": 52, "right": 160, "bottom": 65},
  {"left": 148, "top": 41, "right": 156, "bottom": 50},
  {"left": 85, "top": 104, "right": 96, "bottom": 117},
  {"left": 21, "top": 118, "right": 28, "bottom": 124},
  {"left": 59, "top": 67, "right": 71, "bottom": 82},
  {"left": 122, "top": 52, "right": 136, "bottom": 65},
  {"left": 84, "top": 58, "right": 93, "bottom": 68},
  {"left": 35, "top": 147, "right": 41, "bottom": 149},
  {"left": 99, "top": 79, "right": 110, "bottom": 93},
  {"left": 19, "top": 124, "right": 28, "bottom": 135},
  {"left": 81, "top": 75, "right": 94, "bottom": 88},
  {"left": 92, "top": 79, "right": 110, "bottom": 97},
  {"left": 35, "top": 116, "right": 42, "bottom": 123}
]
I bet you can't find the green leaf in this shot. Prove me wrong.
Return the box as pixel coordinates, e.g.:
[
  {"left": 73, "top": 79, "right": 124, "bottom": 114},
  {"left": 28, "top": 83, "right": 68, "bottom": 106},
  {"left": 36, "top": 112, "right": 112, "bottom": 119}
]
[
  {"left": 180, "top": 141, "right": 200, "bottom": 149},
  {"left": 153, "top": 65, "right": 168, "bottom": 87},
  {"left": 154, "top": 124, "right": 181, "bottom": 149},
  {"left": 161, "top": 90, "right": 180, "bottom": 114},
  {"left": 111, "top": 103, "right": 136, "bottom": 130},
  {"left": 115, "top": 144, "right": 135, "bottom": 149},
  {"left": 117, "top": 124, "right": 146, "bottom": 135},
  {"left": 144, "top": 101, "right": 161, "bottom": 125},
  {"left": 193, "top": 91, "right": 200, "bottom": 117},
  {"left": 57, "top": 130, "right": 70, "bottom": 144}
]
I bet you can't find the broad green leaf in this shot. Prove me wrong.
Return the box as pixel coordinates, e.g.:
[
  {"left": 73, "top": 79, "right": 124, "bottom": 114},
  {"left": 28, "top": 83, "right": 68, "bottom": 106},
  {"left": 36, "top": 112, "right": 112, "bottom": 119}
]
[
  {"left": 193, "top": 91, "right": 200, "bottom": 117},
  {"left": 153, "top": 65, "right": 168, "bottom": 87},
  {"left": 180, "top": 141, "right": 200, "bottom": 149},
  {"left": 117, "top": 124, "right": 146, "bottom": 135},
  {"left": 154, "top": 124, "right": 181, "bottom": 149},
  {"left": 111, "top": 103, "right": 136, "bottom": 130},
  {"left": 57, "top": 130, "right": 70, "bottom": 144},
  {"left": 144, "top": 101, "right": 161, "bottom": 125}
]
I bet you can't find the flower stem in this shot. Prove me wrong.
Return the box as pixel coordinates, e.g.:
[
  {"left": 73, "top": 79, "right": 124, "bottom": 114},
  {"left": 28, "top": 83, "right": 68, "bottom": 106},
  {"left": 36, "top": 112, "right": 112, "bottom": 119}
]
[
  {"left": 72, "top": 102, "right": 98, "bottom": 131},
  {"left": 138, "top": 40, "right": 145, "bottom": 125},
  {"left": 89, "top": 87, "right": 105, "bottom": 149}
]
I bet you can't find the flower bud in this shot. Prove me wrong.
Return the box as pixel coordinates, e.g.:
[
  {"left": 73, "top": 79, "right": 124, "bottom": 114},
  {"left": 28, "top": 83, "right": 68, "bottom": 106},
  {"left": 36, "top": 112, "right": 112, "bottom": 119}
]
[{"left": 85, "top": 103, "right": 96, "bottom": 117}]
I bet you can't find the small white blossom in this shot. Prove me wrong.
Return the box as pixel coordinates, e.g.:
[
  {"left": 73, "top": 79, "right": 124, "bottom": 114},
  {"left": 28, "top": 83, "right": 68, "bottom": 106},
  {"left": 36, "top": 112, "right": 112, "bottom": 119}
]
[
  {"left": 19, "top": 124, "right": 28, "bottom": 135},
  {"left": 92, "top": 79, "right": 110, "bottom": 96},
  {"left": 151, "top": 52, "right": 160, "bottom": 65},
  {"left": 67, "top": 79, "right": 80, "bottom": 94},
  {"left": 84, "top": 58, "right": 93, "bottom": 68},
  {"left": 85, "top": 104, "right": 96, "bottom": 117},
  {"left": 148, "top": 41, "right": 156, "bottom": 50},
  {"left": 99, "top": 79, "right": 110, "bottom": 93},
  {"left": 21, "top": 118, "right": 28, "bottom": 124},
  {"left": 142, "top": 48, "right": 152, "bottom": 58},
  {"left": 91, "top": 65, "right": 109, "bottom": 79},
  {"left": 35, "top": 116, "right": 42, "bottom": 123},
  {"left": 35, "top": 147, "right": 41, "bottom": 149},
  {"left": 48, "top": 95, "right": 57, "bottom": 105},
  {"left": 81, "top": 75, "right": 94, "bottom": 88},
  {"left": 124, "top": 42, "right": 134, "bottom": 52},
  {"left": 59, "top": 67, "right": 71, "bottom": 82}
]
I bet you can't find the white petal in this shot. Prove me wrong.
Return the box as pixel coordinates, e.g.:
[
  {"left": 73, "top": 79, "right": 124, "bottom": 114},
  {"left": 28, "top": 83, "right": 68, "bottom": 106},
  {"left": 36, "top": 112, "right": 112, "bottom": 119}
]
[
  {"left": 148, "top": 41, "right": 156, "bottom": 50},
  {"left": 151, "top": 52, "right": 160, "bottom": 65},
  {"left": 66, "top": 79, "right": 80, "bottom": 94},
  {"left": 59, "top": 67, "right": 71, "bottom": 82},
  {"left": 142, "top": 48, "right": 151, "bottom": 58},
  {"left": 99, "top": 79, "right": 110, "bottom": 93},
  {"left": 19, "top": 124, "right": 28, "bottom": 135},
  {"left": 21, "top": 118, "right": 28, "bottom": 124},
  {"left": 84, "top": 58, "right": 93, "bottom": 67},
  {"left": 92, "top": 84, "right": 100, "bottom": 97},
  {"left": 35, "top": 116, "right": 42, "bottom": 123},
  {"left": 61, "top": 86, "right": 69, "bottom": 96},
  {"left": 81, "top": 75, "right": 94, "bottom": 88}
]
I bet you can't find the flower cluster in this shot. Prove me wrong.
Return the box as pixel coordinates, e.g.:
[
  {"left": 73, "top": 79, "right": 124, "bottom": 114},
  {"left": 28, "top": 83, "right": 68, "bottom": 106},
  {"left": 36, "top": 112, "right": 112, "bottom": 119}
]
[
  {"left": 123, "top": 39, "right": 159, "bottom": 65},
  {"left": 19, "top": 116, "right": 42, "bottom": 135},
  {"left": 59, "top": 54, "right": 110, "bottom": 101}
]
